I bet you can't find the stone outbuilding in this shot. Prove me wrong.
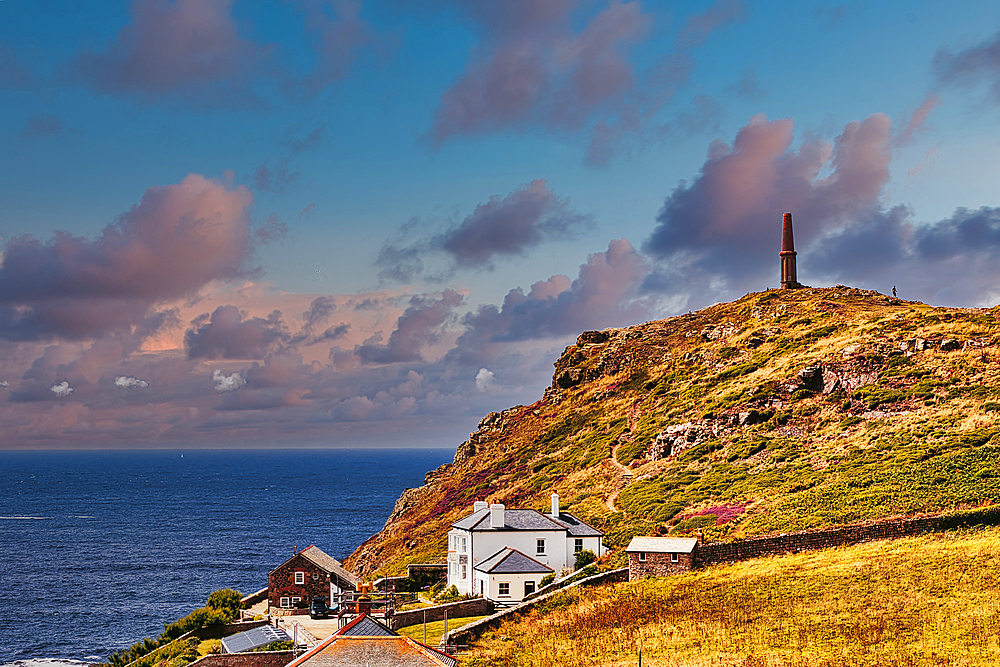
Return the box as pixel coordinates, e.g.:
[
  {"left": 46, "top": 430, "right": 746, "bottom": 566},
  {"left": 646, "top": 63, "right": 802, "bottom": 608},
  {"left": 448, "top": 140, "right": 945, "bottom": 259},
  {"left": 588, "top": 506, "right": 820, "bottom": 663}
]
[
  {"left": 625, "top": 537, "right": 698, "bottom": 580},
  {"left": 268, "top": 545, "right": 360, "bottom": 611}
]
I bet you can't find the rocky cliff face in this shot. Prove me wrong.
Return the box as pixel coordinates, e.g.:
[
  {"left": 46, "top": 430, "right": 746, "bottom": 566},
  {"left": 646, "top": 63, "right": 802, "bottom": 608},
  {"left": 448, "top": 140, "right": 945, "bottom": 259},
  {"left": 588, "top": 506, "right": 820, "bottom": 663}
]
[{"left": 345, "top": 286, "right": 1000, "bottom": 577}]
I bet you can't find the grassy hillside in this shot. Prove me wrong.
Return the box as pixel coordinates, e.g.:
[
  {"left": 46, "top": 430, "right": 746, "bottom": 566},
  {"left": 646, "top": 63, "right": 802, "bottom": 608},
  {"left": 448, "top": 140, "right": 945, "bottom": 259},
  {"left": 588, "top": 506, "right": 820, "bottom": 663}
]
[
  {"left": 345, "top": 286, "right": 1000, "bottom": 577},
  {"left": 459, "top": 525, "right": 1000, "bottom": 666}
]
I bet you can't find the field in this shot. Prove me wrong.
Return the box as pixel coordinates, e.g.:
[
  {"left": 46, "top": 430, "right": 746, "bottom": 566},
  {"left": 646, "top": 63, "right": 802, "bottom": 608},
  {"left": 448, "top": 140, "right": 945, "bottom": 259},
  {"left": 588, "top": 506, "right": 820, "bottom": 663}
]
[{"left": 459, "top": 526, "right": 1000, "bottom": 666}]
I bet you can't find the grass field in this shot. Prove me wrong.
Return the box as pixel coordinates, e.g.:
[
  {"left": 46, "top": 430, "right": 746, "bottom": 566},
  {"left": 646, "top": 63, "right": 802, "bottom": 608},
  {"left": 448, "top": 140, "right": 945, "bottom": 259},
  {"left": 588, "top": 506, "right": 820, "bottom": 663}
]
[
  {"left": 459, "top": 527, "right": 1000, "bottom": 666},
  {"left": 396, "top": 615, "right": 493, "bottom": 647}
]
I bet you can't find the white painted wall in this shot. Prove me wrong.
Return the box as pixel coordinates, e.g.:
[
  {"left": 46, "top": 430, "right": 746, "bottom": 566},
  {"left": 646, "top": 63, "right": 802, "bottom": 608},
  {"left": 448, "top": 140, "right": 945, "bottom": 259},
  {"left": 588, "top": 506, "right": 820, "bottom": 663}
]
[{"left": 473, "top": 570, "right": 545, "bottom": 603}]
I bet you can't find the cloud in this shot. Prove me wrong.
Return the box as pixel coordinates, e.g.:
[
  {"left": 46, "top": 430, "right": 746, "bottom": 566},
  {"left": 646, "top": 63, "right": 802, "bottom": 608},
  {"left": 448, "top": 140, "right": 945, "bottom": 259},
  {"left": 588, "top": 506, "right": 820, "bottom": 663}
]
[
  {"left": 474, "top": 368, "right": 496, "bottom": 391},
  {"left": 894, "top": 95, "right": 942, "bottom": 147},
  {"left": 74, "top": 0, "right": 270, "bottom": 107},
  {"left": 0, "top": 381, "right": 8, "bottom": 389},
  {"left": 114, "top": 376, "right": 150, "bottom": 389},
  {"left": 212, "top": 369, "right": 246, "bottom": 392},
  {"left": 934, "top": 29, "right": 1000, "bottom": 103},
  {"left": 297, "top": 0, "right": 378, "bottom": 94},
  {"left": 19, "top": 115, "right": 67, "bottom": 140},
  {"left": 253, "top": 214, "right": 289, "bottom": 245},
  {"left": 50, "top": 381, "right": 75, "bottom": 397},
  {"left": 355, "top": 290, "right": 464, "bottom": 364},
  {"left": 377, "top": 179, "right": 592, "bottom": 281},
  {"left": 254, "top": 159, "right": 299, "bottom": 193},
  {"left": 0, "top": 173, "right": 253, "bottom": 341},
  {"left": 643, "top": 113, "right": 892, "bottom": 288},
  {"left": 0, "top": 44, "right": 34, "bottom": 89},
  {"left": 185, "top": 305, "right": 290, "bottom": 359}
]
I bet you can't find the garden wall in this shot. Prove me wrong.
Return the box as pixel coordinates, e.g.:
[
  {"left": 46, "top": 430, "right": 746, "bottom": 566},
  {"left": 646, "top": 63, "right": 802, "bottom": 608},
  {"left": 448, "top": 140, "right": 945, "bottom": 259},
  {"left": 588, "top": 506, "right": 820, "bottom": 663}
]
[{"left": 391, "top": 598, "right": 493, "bottom": 630}]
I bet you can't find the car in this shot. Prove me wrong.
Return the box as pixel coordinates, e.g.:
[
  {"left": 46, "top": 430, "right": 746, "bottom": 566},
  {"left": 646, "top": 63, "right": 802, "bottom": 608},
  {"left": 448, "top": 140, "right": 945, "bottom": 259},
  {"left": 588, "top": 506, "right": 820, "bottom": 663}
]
[{"left": 309, "top": 598, "right": 331, "bottom": 619}]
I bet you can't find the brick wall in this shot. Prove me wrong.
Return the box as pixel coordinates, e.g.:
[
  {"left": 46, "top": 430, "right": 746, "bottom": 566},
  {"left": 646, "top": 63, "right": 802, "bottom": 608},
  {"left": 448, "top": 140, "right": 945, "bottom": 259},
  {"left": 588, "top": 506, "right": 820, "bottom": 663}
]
[
  {"left": 390, "top": 598, "right": 493, "bottom": 630},
  {"left": 268, "top": 553, "right": 331, "bottom": 609},
  {"left": 628, "top": 551, "right": 694, "bottom": 580},
  {"left": 191, "top": 651, "right": 296, "bottom": 667}
]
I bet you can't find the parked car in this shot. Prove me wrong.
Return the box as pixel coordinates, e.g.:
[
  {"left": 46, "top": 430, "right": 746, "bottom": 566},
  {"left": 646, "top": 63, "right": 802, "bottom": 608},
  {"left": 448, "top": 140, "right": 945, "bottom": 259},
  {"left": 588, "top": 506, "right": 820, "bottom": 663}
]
[{"left": 309, "top": 598, "right": 331, "bottom": 619}]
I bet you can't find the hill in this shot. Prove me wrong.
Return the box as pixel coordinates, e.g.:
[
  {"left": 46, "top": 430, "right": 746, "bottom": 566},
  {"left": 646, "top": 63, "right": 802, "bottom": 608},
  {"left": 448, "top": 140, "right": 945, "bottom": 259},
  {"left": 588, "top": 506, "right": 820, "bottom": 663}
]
[
  {"left": 462, "top": 525, "right": 1000, "bottom": 666},
  {"left": 344, "top": 285, "right": 1000, "bottom": 577}
]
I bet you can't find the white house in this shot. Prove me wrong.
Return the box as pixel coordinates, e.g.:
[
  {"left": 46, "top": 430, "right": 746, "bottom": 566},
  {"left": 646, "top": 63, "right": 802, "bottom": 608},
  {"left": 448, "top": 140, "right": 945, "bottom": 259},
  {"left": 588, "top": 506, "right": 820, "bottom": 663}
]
[{"left": 446, "top": 493, "right": 604, "bottom": 601}]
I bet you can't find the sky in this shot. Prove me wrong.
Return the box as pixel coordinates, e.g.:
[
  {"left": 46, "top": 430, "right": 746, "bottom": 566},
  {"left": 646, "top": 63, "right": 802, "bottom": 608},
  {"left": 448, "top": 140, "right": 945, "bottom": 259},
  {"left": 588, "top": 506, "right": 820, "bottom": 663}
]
[{"left": 2, "top": 0, "right": 1000, "bottom": 448}]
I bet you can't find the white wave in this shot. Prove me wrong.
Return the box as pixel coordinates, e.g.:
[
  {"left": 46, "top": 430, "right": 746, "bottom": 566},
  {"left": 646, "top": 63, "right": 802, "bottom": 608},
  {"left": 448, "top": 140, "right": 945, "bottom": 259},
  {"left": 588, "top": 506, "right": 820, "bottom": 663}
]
[
  {"left": 3, "top": 660, "right": 98, "bottom": 667},
  {"left": 69, "top": 515, "right": 96, "bottom": 519},
  {"left": 0, "top": 516, "right": 51, "bottom": 520}
]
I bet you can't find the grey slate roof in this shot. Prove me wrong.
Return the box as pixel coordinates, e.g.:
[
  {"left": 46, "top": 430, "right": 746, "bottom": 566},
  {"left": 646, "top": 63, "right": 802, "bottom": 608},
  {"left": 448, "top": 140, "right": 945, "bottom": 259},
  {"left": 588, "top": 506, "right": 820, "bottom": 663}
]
[
  {"left": 549, "top": 512, "right": 603, "bottom": 537},
  {"left": 220, "top": 625, "right": 291, "bottom": 654},
  {"left": 452, "top": 508, "right": 573, "bottom": 532},
  {"left": 336, "top": 614, "right": 395, "bottom": 637},
  {"left": 474, "top": 547, "right": 553, "bottom": 574},
  {"left": 625, "top": 537, "right": 698, "bottom": 553},
  {"left": 294, "top": 545, "right": 361, "bottom": 588}
]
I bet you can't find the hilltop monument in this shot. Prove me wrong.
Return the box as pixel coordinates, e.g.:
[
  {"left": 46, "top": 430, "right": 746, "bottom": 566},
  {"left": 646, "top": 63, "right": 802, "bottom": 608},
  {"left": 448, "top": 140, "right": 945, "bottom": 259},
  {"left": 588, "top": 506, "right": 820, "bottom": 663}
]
[{"left": 780, "top": 212, "right": 802, "bottom": 289}]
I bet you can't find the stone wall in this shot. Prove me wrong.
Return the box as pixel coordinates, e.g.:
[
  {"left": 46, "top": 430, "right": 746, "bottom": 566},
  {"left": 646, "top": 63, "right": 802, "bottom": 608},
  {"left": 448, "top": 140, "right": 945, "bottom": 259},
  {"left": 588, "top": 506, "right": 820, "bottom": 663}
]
[
  {"left": 193, "top": 620, "right": 271, "bottom": 640},
  {"left": 268, "top": 553, "right": 331, "bottom": 609},
  {"left": 629, "top": 551, "right": 694, "bottom": 580},
  {"left": 191, "top": 652, "right": 296, "bottom": 667},
  {"left": 390, "top": 597, "right": 494, "bottom": 630},
  {"left": 695, "top": 505, "right": 1000, "bottom": 567}
]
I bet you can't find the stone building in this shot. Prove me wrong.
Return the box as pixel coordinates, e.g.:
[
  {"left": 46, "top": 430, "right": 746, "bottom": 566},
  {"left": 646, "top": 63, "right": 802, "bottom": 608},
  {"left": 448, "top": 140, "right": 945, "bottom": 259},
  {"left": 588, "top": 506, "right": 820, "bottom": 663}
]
[
  {"left": 625, "top": 537, "right": 698, "bottom": 580},
  {"left": 268, "top": 545, "right": 359, "bottom": 611}
]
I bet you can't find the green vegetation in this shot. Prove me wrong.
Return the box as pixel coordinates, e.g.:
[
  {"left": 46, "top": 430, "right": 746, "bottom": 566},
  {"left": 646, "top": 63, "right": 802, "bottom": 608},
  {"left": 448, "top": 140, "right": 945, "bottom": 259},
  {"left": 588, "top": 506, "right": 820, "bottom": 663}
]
[
  {"left": 105, "top": 588, "right": 242, "bottom": 667},
  {"left": 574, "top": 549, "right": 597, "bottom": 569},
  {"left": 463, "top": 526, "right": 1000, "bottom": 666}
]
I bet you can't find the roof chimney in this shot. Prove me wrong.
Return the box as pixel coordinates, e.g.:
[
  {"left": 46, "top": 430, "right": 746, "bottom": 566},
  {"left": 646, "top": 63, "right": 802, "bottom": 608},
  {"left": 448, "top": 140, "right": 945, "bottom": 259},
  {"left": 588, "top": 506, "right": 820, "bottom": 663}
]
[
  {"left": 550, "top": 492, "right": 559, "bottom": 517},
  {"left": 489, "top": 503, "right": 505, "bottom": 529},
  {"left": 473, "top": 501, "right": 488, "bottom": 512},
  {"left": 780, "top": 212, "right": 800, "bottom": 289}
]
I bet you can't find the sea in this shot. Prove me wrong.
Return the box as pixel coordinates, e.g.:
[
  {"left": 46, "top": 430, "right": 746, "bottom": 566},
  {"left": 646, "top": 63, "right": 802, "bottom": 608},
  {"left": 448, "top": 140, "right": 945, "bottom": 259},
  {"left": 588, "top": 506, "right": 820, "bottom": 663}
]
[{"left": 0, "top": 448, "right": 454, "bottom": 667}]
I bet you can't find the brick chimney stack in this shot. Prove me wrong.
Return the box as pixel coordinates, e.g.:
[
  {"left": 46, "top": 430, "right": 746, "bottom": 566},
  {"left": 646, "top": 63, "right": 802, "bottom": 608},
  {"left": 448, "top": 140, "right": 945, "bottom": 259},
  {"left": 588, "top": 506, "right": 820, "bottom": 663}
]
[{"left": 780, "top": 212, "right": 800, "bottom": 289}]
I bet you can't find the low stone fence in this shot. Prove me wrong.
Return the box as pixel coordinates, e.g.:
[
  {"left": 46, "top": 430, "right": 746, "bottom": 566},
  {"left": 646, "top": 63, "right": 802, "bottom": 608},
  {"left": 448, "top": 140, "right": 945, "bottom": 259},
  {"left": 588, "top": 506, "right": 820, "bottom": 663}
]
[
  {"left": 192, "top": 620, "right": 271, "bottom": 640},
  {"left": 241, "top": 588, "right": 269, "bottom": 609},
  {"left": 695, "top": 505, "right": 1000, "bottom": 567},
  {"left": 443, "top": 568, "right": 627, "bottom": 647},
  {"left": 190, "top": 651, "right": 297, "bottom": 667},
  {"left": 391, "top": 597, "right": 493, "bottom": 630}
]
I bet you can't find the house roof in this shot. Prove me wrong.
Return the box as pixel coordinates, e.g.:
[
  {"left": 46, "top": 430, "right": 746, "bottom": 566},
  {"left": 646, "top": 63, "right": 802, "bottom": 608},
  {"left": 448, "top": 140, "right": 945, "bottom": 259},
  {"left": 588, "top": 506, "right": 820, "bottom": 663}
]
[
  {"left": 220, "top": 625, "right": 291, "bottom": 654},
  {"left": 284, "top": 615, "right": 456, "bottom": 667},
  {"left": 474, "top": 547, "right": 554, "bottom": 574},
  {"left": 548, "top": 512, "right": 603, "bottom": 537},
  {"left": 452, "top": 507, "right": 601, "bottom": 534},
  {"left": 269, "top": 545, "right": 361, "bottom": 588},
  {"left": 335, "top": 614, "right": 395, "bottom": 637},
  {"left": 625, "top": 537, "right": 698, "bottom": 554}
]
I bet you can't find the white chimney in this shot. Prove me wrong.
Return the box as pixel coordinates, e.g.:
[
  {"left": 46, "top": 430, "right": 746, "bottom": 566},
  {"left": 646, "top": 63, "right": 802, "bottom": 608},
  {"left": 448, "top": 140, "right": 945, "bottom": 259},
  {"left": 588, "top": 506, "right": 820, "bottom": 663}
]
[
  {"left": 550, "top": 492, "right": 559, "bottom": 517},
  {"left": 489, "top": 503, "right": 505, "bottom": 529},
  {"left": 473, "top": 501, "right": 488, "bottom": 512}
]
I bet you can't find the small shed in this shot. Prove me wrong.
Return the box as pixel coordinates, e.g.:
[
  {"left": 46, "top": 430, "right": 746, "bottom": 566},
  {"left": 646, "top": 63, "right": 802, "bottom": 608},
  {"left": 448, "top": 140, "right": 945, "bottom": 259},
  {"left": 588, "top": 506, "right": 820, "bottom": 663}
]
[{"left": 625, "top": 537, "right": 698, "bottom": 580}]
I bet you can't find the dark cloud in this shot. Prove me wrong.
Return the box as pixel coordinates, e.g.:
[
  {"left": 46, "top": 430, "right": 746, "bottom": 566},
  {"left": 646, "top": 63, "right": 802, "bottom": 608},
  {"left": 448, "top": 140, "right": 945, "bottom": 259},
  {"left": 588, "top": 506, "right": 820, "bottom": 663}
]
[
  {"left": 185, "top": 306, "right": 290, "bottom": 360},
  {"left": 0, "top": 174, "right": 253, "bottom": 341},
  {"left": 0, "top": 44, "right": 34, "bottom": 89},
  {"left": 74, "top": 0, "right": 269, "bottom": 107},
  {"left": 355, "top": 290, "right": 463, "bottom": 364},
  {"left": 253, "top": 214, "right": 289, "bottom": 245},
  {"left": 298, "top": 0, "right": 378, "bottom": 94},
  {"left": 377, "top": 179, "right": 592, "bottom": 281},
  {"left": 19, "top": 115, "right": 66, "bottom": 140},
  {"left": 934, "top": 29, "right": 1000, "bottom": 102},
  {"left": 286, "top": 123, "right": 327, "bottom": 154},
  {"left": 254, "top": 158, "right": 299, "bottom": 193}
]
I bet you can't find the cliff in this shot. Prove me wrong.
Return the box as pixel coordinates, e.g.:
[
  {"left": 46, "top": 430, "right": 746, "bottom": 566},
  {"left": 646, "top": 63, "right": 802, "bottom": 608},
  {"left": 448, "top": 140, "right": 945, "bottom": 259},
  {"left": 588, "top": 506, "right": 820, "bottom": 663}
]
[{"left": 344, "top": 286, "right": 1000, "bottom": 577}]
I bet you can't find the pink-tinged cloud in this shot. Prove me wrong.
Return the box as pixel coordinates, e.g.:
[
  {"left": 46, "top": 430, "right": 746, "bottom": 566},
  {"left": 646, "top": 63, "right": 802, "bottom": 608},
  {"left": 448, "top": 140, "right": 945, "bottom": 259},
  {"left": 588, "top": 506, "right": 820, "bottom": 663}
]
[
  {"left": 429, "top": 1, "right": 652, "bottom": 147},
  {"left": 644, "top": 113, "right": 892, "bottom": 276},
  {"left": 0, "top": 174, "right": 253, "bottom": 340},
  {"left": 185, "top": 306, "right": 290, "bottom": 360},
  {"left": 894, "top": 94, "right": 942, "bottom": 147},
  {"left": 74, "top": 0, "right": 268, "bottom": 106},
  {"left": 377, "top": 179, "right": 592, "bottom": 280}
]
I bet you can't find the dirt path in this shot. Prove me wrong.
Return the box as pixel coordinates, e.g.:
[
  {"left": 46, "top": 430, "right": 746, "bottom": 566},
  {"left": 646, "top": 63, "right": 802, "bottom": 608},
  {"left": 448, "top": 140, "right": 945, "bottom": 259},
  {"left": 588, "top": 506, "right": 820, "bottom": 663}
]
[{"left": 604, "top": 399, "right": 644, "bottom": 512}]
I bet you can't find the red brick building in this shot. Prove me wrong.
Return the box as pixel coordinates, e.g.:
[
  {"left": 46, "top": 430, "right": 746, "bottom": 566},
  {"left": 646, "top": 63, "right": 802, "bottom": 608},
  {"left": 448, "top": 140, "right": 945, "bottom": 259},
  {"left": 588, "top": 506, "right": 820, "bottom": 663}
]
[
  {"left": 268, "top": 545, "right": 360, "bottom": 610},
  {"left": 625, "top": 537, "right": 698, "bottom": 580}
]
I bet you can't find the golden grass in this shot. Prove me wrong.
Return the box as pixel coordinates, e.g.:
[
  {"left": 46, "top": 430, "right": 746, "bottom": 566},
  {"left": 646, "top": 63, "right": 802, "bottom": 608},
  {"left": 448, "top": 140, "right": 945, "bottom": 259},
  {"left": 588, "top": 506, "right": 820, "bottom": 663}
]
[
  {"left": 460, "top": 528, "right": 1000, "bottom": 666},
  {"left": 396, "top": 615, "right": 492, "bottom": 646}
]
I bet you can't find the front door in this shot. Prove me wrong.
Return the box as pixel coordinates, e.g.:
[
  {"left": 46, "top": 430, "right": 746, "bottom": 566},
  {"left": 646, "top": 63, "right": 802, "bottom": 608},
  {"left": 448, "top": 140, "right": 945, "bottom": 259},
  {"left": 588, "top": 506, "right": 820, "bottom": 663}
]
[{"left": 524, "top": 581, "right": 535, "bottom": 596}]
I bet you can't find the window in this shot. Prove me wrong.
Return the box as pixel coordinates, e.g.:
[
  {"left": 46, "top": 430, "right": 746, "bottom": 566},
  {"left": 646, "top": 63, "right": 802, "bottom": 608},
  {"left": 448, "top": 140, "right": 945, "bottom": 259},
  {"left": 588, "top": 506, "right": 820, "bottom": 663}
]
[
  {"left": 462, "top": 564, "right": 467, "bottom": 579},
  {"left": 290, "top": 597, "right": 301, "bottom": 606},
  {"left": 312, "top": 573, "right": 319, "bottom": 581},
  {"left": 461, "top": 537, "right": 467, "bottom": 552},
  {"left": 280, "top": 597, "right": 290, "bottom": 608},
  {"left": 536, "top": 539, "right": 545, "bottom": 555},
  {"left": 498, "top": 582, "right": 510, "bottom": 597},
  {"left": 451, "top": 562, "right": 458, "bottom": 576},
  {"left": 524, "top": 581, "right": 536, "bottom": 596},
  {"left": 638, "top": 552, "right": 646, "bottom": 562},
  {"left": 294, "top": 571, "right": 305, "bottom": 585},
  {"left": 574, "top": 538, "right": 583, "bottom": 554},
  {"left": 671, "top": 553, "right": 679, "bottom": 563}
]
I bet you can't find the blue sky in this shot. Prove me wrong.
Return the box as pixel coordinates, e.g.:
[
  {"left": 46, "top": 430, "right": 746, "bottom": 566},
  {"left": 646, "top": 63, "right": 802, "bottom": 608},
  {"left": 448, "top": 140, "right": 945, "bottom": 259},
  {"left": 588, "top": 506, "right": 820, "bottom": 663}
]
[{"left": 1, "top": 0, "right": 1000, "bottom": 447}]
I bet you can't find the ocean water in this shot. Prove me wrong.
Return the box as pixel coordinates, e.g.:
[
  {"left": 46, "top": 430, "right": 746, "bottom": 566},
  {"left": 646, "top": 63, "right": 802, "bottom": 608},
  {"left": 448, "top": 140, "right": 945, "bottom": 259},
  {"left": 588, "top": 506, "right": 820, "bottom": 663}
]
[{"left": 0, "top": 449, "right": 453, "bottom": 666}]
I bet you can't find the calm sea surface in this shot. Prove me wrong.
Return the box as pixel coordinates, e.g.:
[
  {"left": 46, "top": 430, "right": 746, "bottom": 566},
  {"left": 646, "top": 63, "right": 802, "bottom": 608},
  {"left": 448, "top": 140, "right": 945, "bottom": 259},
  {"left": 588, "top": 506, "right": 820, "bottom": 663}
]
[{"left": 0, "top": 449, "right": 453, "bottom": 666}]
